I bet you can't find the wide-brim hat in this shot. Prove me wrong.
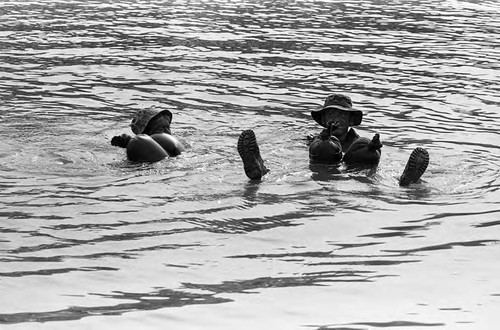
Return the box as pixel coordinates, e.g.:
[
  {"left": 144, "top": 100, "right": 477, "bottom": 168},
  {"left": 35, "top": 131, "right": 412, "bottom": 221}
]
[
  {"left": 130, "top": 107, "right": 173, "bottom": 135},
  {"left": 311, "top": 94, "right": 363, "bottom": 127}
]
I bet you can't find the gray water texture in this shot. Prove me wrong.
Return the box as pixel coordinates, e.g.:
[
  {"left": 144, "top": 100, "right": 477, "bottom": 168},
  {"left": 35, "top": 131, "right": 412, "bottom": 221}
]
[{"left": 0, "top": 0, "right": 499, "bottom": 329}]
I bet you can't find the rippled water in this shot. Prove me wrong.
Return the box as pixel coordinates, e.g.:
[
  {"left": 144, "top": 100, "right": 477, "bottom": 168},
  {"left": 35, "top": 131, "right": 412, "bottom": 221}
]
[{"left": 1, "top": 0, "right": 499, "bottom": 329}]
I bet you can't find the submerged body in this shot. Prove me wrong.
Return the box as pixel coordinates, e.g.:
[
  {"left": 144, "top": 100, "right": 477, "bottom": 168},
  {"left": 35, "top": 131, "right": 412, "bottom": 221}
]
[
  {"left": 309, "top": 94, "right": 382, "bottom": 167},
  {"left": 111, "top": 108, "right": 185, "bottom": 162},
  {"left": 238, "top": 93, "right": 428, "bottom": 186},
  {"left": 121, "top": 133, "right": 184, "bottom": 162}
]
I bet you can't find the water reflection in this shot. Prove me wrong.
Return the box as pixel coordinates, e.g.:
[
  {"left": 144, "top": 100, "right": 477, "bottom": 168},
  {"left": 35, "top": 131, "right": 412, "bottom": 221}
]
[
  {"left": 0, "top": 288, "right": 230, "bottom": 324},
  {"left": 1, "top": 0, "right": 499, "bottom": 328},
  {"left": 183, "top": 269, "right": 382, "bottom": 295},
  {"left": 314, "top": 321, "right": 446, "bottom": 329},
  {"left": 309, "top": 163, "right": 342, "bottom": 181}
]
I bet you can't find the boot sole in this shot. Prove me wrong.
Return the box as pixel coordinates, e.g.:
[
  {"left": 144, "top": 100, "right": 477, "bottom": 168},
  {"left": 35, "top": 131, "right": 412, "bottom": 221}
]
[
  {"left": 238, "top": 130, "right": 266, "bottom": 180},
  {"left": 399, "top": 147, "right": 429, "bottom": 186}
]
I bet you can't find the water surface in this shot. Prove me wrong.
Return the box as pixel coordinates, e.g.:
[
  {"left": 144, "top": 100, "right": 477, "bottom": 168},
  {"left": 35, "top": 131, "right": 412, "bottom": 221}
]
[{"left": 1, "top": 0, "right": 499, "bottom": 329}]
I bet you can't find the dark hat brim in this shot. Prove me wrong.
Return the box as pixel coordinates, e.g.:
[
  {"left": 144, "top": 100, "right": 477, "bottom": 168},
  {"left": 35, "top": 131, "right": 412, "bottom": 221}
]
[{"left": 311, "top": 105, "right": 363, "bottom": 127}]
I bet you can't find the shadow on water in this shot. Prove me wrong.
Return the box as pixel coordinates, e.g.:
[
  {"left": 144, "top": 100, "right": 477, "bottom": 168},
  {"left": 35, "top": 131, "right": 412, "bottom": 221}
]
[
  {"left": 182, "top": 269, "right": 388, "bottom": 295},
  {"left": 313, "top": 320, "right": 446, "bottom": 329},
  {"left": 0, "top": 0, "right": 499, "bottom": 328},
  {"left": 0, "top": 288, "right": 231, "bottom": 324},
  {"left": 309, "top": 163, "right": 342, "bottom": 182}
]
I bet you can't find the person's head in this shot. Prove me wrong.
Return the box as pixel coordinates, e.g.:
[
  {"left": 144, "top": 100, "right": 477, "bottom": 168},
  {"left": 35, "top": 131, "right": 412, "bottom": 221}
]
[
  {"left": 321, "top": 108, "right": 352, "bottom": 137},
  {"left": 311, "top": 94, "right": 363, "bottom": 137},
  {"left": 130, "top": 107, "right": 172, "bottom": 135},
  {"left": 142, "top": 111, "right": 172, "bottom": 135}
]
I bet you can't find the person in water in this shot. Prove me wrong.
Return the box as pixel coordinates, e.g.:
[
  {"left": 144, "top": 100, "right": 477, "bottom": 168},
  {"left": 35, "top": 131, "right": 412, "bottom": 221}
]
[
  {"left": 237, "top": 93, "right": 429, "bottom": 186},
  {"left": 111, "top": 107, "right": 185, "bottom": 162}
]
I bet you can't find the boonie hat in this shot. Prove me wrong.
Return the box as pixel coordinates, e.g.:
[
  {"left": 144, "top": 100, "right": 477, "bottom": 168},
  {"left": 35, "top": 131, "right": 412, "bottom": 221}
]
[
  {"left": 311, "top": 94, "right": 363, "bottom": 127},
  {"left": 130, "top": 107, "right": 173, "bottom": 134}
]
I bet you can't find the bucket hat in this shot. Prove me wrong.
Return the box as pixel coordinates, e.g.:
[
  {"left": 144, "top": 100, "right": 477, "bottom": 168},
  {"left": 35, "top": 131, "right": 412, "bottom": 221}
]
[
  {"left": 311, "top": 94, "right": 363, "bottom": 127},
  {"left": 130, "top": 107, "right": 173, "bottom": 135}
]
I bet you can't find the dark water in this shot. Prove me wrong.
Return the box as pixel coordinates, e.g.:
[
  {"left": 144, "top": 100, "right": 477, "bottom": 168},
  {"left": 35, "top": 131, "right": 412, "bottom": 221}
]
[{"left": 1, "top": 0, "right": 499, "bottom": 329}]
